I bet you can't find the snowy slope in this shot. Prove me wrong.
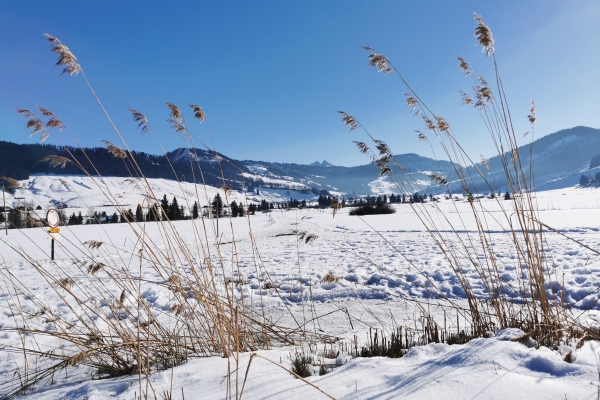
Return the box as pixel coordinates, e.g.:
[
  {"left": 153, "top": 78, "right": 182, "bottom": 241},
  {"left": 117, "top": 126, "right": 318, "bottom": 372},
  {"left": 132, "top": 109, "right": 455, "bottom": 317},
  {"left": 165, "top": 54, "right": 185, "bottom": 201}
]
[{"left": 1, "top": 176, "right": 600, "bottom": 399}]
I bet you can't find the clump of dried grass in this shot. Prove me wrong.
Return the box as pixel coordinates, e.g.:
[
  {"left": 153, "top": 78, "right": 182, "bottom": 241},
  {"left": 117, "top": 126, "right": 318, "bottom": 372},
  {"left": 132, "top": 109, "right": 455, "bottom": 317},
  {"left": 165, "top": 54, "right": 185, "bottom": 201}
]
[
  {"left": 0, "top": 34, "right": 324, "bottom": 400},
  {"left": 340, "top": 12, "right": 596, "bottom": 349},
  {"left": 320, "top": 272, "right": 339, "bottom": 285}
]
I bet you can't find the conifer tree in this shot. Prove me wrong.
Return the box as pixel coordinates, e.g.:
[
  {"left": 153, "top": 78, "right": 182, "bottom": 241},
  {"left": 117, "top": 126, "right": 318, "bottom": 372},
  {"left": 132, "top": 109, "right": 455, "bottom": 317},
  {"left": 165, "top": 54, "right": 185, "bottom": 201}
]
[
  {"left": 192, "top": 201, "right": 199, "bottom": 219},
  {"left": 161, "top": 195, "right": 169, "bottom": 219},
  {"left": 136, "top": 204, "right": 144, "bottom": 222},
  {"left": 230, "top": 201, "right": 239, "bottom": 217}
]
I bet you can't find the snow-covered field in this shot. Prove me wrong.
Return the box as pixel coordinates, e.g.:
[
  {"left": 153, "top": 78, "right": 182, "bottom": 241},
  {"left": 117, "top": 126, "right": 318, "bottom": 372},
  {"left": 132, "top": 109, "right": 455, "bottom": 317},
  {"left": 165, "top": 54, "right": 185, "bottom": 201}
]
[{"left": 1, "top": 177, "right": 600, "bottom": 399}]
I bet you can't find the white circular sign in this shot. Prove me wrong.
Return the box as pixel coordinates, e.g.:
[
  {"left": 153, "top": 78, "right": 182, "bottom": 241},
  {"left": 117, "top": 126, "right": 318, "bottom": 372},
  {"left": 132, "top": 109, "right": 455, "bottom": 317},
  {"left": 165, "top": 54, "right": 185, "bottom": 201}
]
[{"left": 47, "top": 210, "right": 60, "bottom": 228}]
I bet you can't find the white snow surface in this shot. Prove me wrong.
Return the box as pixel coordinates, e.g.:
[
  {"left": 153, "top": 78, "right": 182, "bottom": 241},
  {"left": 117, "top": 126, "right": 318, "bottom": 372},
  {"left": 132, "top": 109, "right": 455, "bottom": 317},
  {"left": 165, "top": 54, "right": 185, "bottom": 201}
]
[{"left": 2, "top": 176, "right": 600, "bottom": 399}]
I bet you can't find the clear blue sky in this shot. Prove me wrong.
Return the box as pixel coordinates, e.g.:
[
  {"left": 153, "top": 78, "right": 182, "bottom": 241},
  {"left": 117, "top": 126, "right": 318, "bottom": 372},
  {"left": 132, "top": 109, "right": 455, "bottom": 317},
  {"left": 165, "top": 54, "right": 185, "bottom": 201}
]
[{"left": 1, "top": 1, "right": 599, "bottom": 166}]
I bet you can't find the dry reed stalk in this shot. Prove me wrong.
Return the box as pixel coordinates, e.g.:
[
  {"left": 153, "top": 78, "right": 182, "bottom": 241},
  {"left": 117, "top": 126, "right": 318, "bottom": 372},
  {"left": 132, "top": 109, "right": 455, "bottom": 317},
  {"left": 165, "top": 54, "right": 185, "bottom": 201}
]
[{"left": 337, "top": 12, "right": 591, "bottom": 345}]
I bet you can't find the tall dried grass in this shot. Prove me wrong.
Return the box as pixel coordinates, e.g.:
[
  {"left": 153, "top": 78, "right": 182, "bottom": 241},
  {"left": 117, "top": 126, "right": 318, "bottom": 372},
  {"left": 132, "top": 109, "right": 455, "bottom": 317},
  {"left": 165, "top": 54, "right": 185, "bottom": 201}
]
[
  {"left": 0, "top": 34, "right": 318, "bottom": 400},
  {"left": 339, "top": 13, "right": 596, "bottom": 346}
]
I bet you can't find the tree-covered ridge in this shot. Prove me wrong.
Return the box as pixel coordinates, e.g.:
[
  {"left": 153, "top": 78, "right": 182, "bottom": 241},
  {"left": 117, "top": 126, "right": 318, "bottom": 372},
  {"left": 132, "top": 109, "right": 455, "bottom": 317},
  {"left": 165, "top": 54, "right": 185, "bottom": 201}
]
[{"left": 0, "top": 140, "right": 245, "bottom": 189}]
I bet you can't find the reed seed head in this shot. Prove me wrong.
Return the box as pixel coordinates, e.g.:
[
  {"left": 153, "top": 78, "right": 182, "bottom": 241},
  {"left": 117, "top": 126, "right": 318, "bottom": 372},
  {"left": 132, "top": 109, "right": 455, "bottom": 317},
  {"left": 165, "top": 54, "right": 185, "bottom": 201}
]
[
  {"left": 428, "top": 174, "right": 449, "bottom": 187},
  {"left": 353, "top": 141, "right": 370, "bottom": 154},
  {"left": 166, "top": 102, "right": 182, "bottom": 121},
  {"left": 422, "top": 115, "right": 437, "bottom": 132},
  {"left": 436, "top": 116, "right": 449, "bottom": 132},
  {"left": 417, "top": 131, "right": 428, "bottom": 142},
  {"left": 88, "top": 262, "right": 105, "bottom": 275},
  {"left": 189, "top": 104, "right": 206, "bottom": 123},
  {"left": 473, "top": 85, "right": 493, "bottom": 108},
  {"left": 54, "top": 277, "right": 75, "bottom": 289},
  {"left": 37, "top": 106, "right": 55, "bottom": 117},
  {"left": 337, "top": 111, "right": 359, "bottom": 131},
  {"left": 46, "top": 117, "right": 65, "bottom": 130},
  {"left": 44, "top": 34, "right": 81, "bottom": 76},
  {"left": 102, "top": 140, "right": 128, "bottom": 159},
  {"left": 43, "top": 33, "right": 59, "bottom": 44},
  {"left": 374, "top": 140, "right": 391, "bottom": 156},
  {"left": 459, "top": 89, "right": 474, "bottom": 106},
  {"left": 456, "top": 57, "right": 472, "bottom": 76},
  {"left": 379, "top": 166, "right": 392, "bottom": 177},
  {"left": 0, "top": 176, "right": 20, "bottom": 189},
  {"left": 403, "top": 91, "right": 418, "bottom": 111},
  {"left": 366, "top": 52, "right": 393, "bottom": 75},
  {"left": 330, "top": 199, "right": 342, "bottom": 218},
  {"left": 476, "top": 74, "right": 488, "bottom": 86},
  {"left": 474, "top": 13, "right": 494, "bottom": 56},
  {"left": 168, "top": 119, "right": 186, "bottom": 133},
  {"left": 480, "top": 155, "right": 489, "bottom": 169},
  {"left": 15, "top": 108, "right": 35, "bottom": 118},
  {"left": 128, "top": 107, "right": 149, "bottom": 134},
  {"left": 38, "top": 155, "right": 72, "bottom": 168},
  {"left": 84, "top": 240, "right": 104, "bottom": 249},
  {"left": 26, "top": 118, "right": 44, "bottom": 134},
  {"left": 528, "top": 101, "right": 536, "bottom": 126}
]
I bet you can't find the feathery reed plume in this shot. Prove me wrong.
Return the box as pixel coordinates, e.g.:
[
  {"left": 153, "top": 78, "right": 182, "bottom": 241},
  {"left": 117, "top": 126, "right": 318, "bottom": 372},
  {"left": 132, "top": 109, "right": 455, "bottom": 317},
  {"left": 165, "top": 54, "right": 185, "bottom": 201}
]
[
  {"left": 166, "top": 102, "right": 182, "bottom": 121},
  {"left": 428, "top": 174, "right": 449, "bottom": 187},
  {"left": 330, "top": 199, "right": 342, "bottom": 218},
  {"left": 404, "top": 92, "right": 419, "bottom": 111},
  {"left": 416, "top": 131, "right": 428, "bottom": 141},
  {"left": 40, "top": 132, "right": 49, "bottom": 143},
  {"left": 374, "top": 140, "right": 391, "bottom": 156},
  {"left": 528, "top": 101, "right": 536, "bottom": 126},
  {"left": 366, "top": 51, "right": 393, "bottom": 75},
  {"left": 37, "top": 106, "right": 55, "bottom": 117},
  {"left": 295, "top": 231, "right": 318, "bottom": 245},
  {"left": 422, "top": 115, "right": 437, "bottom": 132},
  {"left": 459, "top": 89, "right": 474, "bottom": 106},
  {"left": 523, "top": 131, "right": 530, "bottom": 138},
  {"left": 189, "top": 104, "right": 206, "bottom": 123},
  {"left": 168, "top": 119, "right": 186, "bottom": 133},
  {"left": 102, "top": 140, "right": 128, "bottom": 159},
  {"left": 474, "top": 13, "right": 494, "bottom": 56},
  {"left": 38, "top": 155, "right": 72, "bottom": 169},
  {"left": 476, "top": 74, "right": 488, "bottom": 86},
  {"left": 221, "top": 185, "right": 231, "bottom": 194},
  {"left": 0, "top": 176, "right": 20, "bottom": 189},
  {"left": 361, "top": 45, "right": 373, "bottom": 51},
  {"left": 480, "top": 155, "right": 489, "bottom": 169},
  {"left": 353, "top": 141, "right": 370, "bottom": 154},
  {"left": 379, "top": 166, "right": 392, "bottom": 176},
  {"left": 67, "top": 352, "right": 89, "bottom": 367},
  {"left": 119, "top": 290, "right": 126, "bottom": 305},
  {"left": 128, "top": 107, "right": 149, "bottom": 134},
  {"left": 15, "top": 108, "right": 35, "bottom": 118},
  {"left": 44, "top": 34, "right": 81, "bottom": 76},
  {"left": 46, "top": 117, "right": 65, "bottom": 130},
  {"left": 436, "top": 116, "right": 449, "bottom": 132},
  {"left": 473, "top": 85, "right": 493, "bottom": 108},
  {"left": 337, "top": 111, "right": 359, "bottom": 131},
  {"left": 43, "top": 33, "right": 59, "bottom": 44},
  {"left": 87, "top": 262, "right": 105, "bottom": 275},
  {"left": 84, "top": 240, "right": 104, "bottom": 249},
  {"left": 26, "top": 118, "right": 44, "bottom": 135},
  {"left": 54, "top": 278, "right": 75, "bottom": 289},
  {"left": 456, "top": 57, "right": 472, "bottom": 75}
]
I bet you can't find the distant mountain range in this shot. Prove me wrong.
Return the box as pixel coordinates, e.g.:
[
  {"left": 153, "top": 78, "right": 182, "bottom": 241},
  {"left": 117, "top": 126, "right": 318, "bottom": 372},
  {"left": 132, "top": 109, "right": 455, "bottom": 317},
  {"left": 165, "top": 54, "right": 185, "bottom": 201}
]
[
  {"left": 468, "top": 126, "right": 600, "bottom": 193},
  {"left": 1, "top": 126, "right": 599, "bottom": 196}
]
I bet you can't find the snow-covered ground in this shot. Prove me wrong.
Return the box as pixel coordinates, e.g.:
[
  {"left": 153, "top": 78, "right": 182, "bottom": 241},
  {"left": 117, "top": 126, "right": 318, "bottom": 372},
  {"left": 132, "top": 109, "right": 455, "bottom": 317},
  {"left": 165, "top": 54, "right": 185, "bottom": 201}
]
[{"left": 1, "top": 177, "right": 600, "bottom": 399}]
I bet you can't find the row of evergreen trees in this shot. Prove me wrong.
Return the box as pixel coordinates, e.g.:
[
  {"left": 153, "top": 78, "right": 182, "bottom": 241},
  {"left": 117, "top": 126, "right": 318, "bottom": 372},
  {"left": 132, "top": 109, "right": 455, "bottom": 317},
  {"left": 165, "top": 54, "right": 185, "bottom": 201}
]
[{"left": 580, "top": 172, "right": 600, "bottom": 187}]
